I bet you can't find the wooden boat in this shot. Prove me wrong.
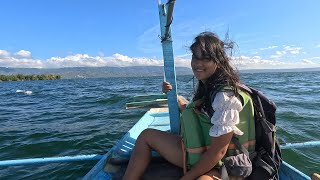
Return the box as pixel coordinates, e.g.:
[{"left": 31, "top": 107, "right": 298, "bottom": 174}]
[
  {"left": 1, "top": 0, "right": 318, "bottom": 179},
  {"left": 84, "top": 0, "right": 319, "bottom": 179}
]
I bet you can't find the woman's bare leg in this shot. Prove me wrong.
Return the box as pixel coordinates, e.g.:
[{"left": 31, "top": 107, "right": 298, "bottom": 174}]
[
  {"left": 197, "top": 169, "right": 221, "bottom": 180},
  {"left": 122, "top": 128, "right": 183, "bottom": 180}
]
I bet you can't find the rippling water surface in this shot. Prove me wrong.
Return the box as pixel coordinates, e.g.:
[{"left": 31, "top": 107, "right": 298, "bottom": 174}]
[{"left": 0, "top": 71, "right": 319, "bottom": 179}]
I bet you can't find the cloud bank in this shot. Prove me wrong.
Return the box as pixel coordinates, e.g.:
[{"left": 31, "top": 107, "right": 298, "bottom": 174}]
[
  {"left": 234, "top": 55, "right": 317, "bottom": 69},
  {"left": 0, "top": 49, "right": 319, "bottom": 70}
]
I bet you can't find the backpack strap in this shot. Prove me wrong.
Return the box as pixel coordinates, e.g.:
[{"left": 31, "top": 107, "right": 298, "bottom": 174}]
[
  {"left": 220, "top": 164, "right": 229, "bottom": 180},
  {"left": 220, "top": 136, "right": 250, "bottom": 180},
  {"left": 255, "top": 154, "right": 275, "bottom": 176},
  {"left": 238, "top": 83, "right": 252, "bottom": 94},
  {"left": 231, "top": 136, "right": 249, "bottom": 156}
]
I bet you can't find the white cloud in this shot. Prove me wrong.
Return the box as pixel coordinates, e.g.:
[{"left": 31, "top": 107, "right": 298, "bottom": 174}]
[
  {"left": 174, "top": 57, "right": 191, "bottom": 67},
  {"left": 0, "top": 50, "right": 10, "bottom": 57},
  {"left": 0, "top": 50, "right": 42, "bottom": 68},
  {"left": 270, "top": 51, "right": 286, "bottom": 59},
  {"left": 46, "top": 54, "right": 108, "bottom": 68},
  {"left": 46, "top": 53, "right": 165, "bottom": 68},
  {"left": 113, "top": 53, "right": 133, "bottom": 63},
  {"left": 316, "top": 44, "right": 320, "bottom": 48},
  {"left": 269, "top": 45, "right": 302, "bottom": 59},
  {"left": 283, "top": 46, "right": 301, "bottom": 54},
  {"left": 235, "top": 55, "right": 284, "bottom": 68},
  {"left": 177, "top": 53, "right": 192, "bottom": 58},
  {"left": 301, "top": 59, "right": 315, "bottom": 64},
  {"left": 231, "top": 55, "right": 319, "bottom": 69},
  {"left": 0, "top": 50, "right": 169, "bottom": 68},
  {"left": 0, "top": 57, "right": 43, "bottom": 69},
  {"left": 259, "top": 46, "right": 278, "bottom": 50},
  {"left": 15, "top": 50, "right": 32, "bottom": 57}
]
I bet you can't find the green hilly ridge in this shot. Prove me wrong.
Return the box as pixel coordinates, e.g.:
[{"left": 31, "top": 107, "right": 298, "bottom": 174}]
[{"left": 0, "top": 66, "right": 193, "bottom": 79}]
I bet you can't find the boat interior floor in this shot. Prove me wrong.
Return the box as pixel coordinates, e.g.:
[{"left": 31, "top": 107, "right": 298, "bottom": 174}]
[{"left": 105, "top": 156, "right": 183, "bottom": 180}]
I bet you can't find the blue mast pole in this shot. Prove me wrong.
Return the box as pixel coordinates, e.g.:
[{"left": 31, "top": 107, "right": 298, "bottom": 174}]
[{"left": 157, "top": 0, "right": 180, "bottom": 134}]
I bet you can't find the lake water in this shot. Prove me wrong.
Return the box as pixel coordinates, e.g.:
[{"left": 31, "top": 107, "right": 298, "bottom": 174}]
[{"left": 0, "top": 71, "right": 319, "bottom": 179}]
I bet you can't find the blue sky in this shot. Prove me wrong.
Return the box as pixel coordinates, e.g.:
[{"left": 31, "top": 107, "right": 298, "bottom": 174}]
[{"left": 1, "top": 0, "right": 320, "bottom": 69}]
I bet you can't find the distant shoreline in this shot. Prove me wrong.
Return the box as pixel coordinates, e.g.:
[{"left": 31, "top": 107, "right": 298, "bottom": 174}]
[
  {"left": 0, "top": 74, "right": 61, "bottom": 81},
  {"left": 0, "top": 66, "right": 319, "bottom": 79}
]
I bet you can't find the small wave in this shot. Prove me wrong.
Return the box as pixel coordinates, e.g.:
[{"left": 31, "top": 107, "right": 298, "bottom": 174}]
[
  {"left": 96, "top": 94, "right": 129, "bottom": 105},
  {"left": 25, "top": 91, "right": 33, "bottom": 95},
  {"left": 16, "top": 90, "right": 33, "bottom": 95},
  {"left": 16, "top": 90, "right": 25, "bottom": 93}
]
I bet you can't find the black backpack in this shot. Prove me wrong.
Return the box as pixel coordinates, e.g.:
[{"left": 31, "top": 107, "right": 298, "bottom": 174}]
[
  {"left": 238, "top": 84, "right": 282, "bottom": 180},
  {"left": 208, "top": 84, "right": 282, "bottom": 180}
]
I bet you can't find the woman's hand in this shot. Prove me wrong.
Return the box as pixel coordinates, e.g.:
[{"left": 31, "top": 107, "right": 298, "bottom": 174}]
[
  {"left": 162, "top": 81, "right": 188, "bottom": 112},
  {"left": 162, "top": 81, "right": 172, "bottom": 94}
]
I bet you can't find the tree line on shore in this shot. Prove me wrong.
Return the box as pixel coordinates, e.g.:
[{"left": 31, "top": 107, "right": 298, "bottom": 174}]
[{"left": 0, "top": 74, "right": 61, "bottom": 81}]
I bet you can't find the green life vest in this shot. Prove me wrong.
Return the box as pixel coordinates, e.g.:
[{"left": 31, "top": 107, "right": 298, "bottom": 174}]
[{"left": 180, "top": 90, "right": 255, "bottom": 171}]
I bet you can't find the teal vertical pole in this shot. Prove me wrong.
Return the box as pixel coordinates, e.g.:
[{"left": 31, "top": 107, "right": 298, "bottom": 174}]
[{"left": 157, "top": 1, "right": 180, "bottom": 134}]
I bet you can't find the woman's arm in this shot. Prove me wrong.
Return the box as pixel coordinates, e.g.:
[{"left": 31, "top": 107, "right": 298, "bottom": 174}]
[
  {"left": 181, "top": 132, "right": 233, "bottom": 180},
  {"left": 177, "top": 95, "right": 188, "bottom": 112},
  {"left": 162, "top": 81, "right": 188, "bottom": 112}
]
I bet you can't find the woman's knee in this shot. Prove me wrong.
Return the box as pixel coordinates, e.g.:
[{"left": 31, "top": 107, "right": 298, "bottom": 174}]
[
  {"left": 197, "top": 175, "right": 214, "bottom": 180},
  {"left": 137, "top": 128, "right": 157, "bottom": 143}
]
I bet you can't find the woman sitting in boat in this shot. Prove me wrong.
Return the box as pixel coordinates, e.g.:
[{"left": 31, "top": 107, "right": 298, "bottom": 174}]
[{"left": 123, "top": 31, "right": 255, "bottom": 180}]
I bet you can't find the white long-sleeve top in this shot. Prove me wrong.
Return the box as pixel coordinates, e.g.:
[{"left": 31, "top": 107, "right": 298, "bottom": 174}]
[{"left": 209, "top": 91, "right": 244, "bottom": 137}]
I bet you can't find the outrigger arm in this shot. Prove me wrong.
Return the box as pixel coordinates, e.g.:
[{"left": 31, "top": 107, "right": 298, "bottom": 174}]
[{"left": 1, "top": 141, "right": 319, "bottom": 166}]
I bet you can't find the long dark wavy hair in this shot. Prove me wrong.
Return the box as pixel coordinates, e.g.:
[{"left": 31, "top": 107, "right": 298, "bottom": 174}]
[{"left": 191, "top": 32, "right": 240, "bottom": 103}]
